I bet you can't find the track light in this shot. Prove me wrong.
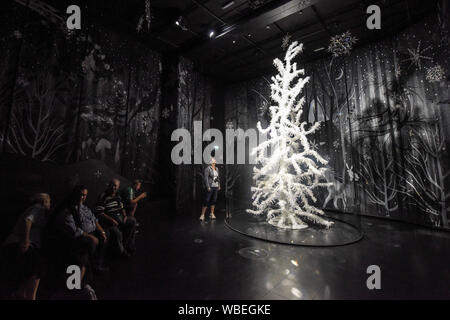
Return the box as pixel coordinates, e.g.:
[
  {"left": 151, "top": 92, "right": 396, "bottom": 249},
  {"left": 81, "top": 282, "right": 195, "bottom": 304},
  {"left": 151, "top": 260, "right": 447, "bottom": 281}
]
[{"left": 221, "top": 1, "right": 235, "bottom": 10}]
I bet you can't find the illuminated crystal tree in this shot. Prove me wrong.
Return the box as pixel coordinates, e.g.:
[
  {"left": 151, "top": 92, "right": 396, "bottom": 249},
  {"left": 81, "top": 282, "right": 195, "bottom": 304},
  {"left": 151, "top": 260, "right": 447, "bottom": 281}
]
[{"left": 247, "top": 41, "right": 333, "bottom": 229}]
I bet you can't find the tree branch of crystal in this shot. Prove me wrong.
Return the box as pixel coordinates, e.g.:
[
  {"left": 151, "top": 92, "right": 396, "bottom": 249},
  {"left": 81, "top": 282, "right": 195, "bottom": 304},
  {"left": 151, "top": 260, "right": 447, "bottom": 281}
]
[{"left": 247, "top": 41, "right": 333, "bottom": 228}]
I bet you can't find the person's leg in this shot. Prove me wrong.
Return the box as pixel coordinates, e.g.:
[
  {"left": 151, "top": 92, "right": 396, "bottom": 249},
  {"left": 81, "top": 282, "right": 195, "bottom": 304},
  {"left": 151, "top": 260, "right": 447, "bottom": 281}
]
[
  {"left": 128, "top": 203, "right": 137, "bottom": 217},
  {"left": 91, "top": 231, "right": 107, "bottom": 269},
  {"left": 201, "top": 189, "right": 213, "bottom": 220},
  {"left": 73, "top": 236, "right": 97, "bottom": 284},
  {"left": 127, "top": 204, "right": 141, "bottom": 230},
  {"left": 210, "top": 188, "right": 219, "bottom": 219},
  {"left": 106, "top": 226, "right": 125, "bottom": 256},
  {"left": 15, "top": 246, "right": 43, "bottom": 300},
  {"left": 84, "top": 235, "right": 99, "bottom": 257},
  {"left": 23, "top": 276, "right": 40, "bottom": 300},
  {"left": 120, "top": 217, "right": 137, "bottom": 252},
  {"left": 200, "top": 206, "right": 207, "bottom": 220}
]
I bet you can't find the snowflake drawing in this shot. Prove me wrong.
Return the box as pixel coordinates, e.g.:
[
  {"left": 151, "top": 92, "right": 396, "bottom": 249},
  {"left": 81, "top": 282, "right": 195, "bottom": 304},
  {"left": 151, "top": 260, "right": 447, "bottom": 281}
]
[
  {"left": 226, "top": 120, "right": 235, "bottom": 129},
  {"left": 94, "top": 170, "right": 102, "bottom": 179},
  {"left": 248, "top": 0, "right": 270, "bottom": 9},
  {"left": 298, "top": 0, "right": 311, "bottom": 9},
  {"left": 328, "top": 31, "right": 357, "bottom": 57},
  {"left": 402, "top": 41, "right": 433, "bottom": 70},
  {"left": 161, "top": 107, "right": 171, "bottom": 119},
  {"left": 13, "top": 30, "right": 22, "bottom": 39},
  {"left": 282, "top": 33, "right": 292, "bottom": 50},
  {"left": 366, "top": 71, "right": 375, "bottom": 82},
  {"left": 425, "top": 64, "right": 445, "bottom": 82},
  {"left": 333, "top": 140, "right": 340, "bottom": 149}
]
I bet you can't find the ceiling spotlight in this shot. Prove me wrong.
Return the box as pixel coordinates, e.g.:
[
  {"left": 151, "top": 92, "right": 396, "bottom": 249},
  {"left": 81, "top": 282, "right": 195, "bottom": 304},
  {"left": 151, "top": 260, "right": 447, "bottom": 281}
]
[
  {"left": 175, "top": 16, "right": 188, "bottom": 31},
  {"left": 232, "top": 40, "right": 237, "bottom": 44},
  {"left": 247, "top": 33, "right": 252, "bottom": 37},
  {"left": 209, "top": 30, "right": 215, "bottom": 38},
  {"left": 266, "top": 25, "right": 271, "bottom": 29},
  {"left": 221, "top": 1, "right": 235, "bottom": 10}
]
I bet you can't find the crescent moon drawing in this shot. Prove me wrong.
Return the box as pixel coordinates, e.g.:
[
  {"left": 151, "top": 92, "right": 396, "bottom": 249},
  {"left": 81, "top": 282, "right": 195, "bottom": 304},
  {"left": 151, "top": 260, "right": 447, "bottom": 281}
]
[{"left": 335, "top": 68, "right": 344, "bottom": 80}]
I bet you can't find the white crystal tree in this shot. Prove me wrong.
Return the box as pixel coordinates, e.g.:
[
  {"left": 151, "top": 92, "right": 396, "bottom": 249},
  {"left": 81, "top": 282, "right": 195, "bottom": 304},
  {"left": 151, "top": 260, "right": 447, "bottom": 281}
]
[{"left": 247, "top": 41, "right": 333, "bottom": 229}]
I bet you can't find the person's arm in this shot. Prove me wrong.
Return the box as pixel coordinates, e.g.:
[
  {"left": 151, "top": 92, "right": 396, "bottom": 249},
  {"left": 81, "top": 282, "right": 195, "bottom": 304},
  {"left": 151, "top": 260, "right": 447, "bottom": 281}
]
[
  {"left": 130, "top": 192, "right": 146, "bottom": 204},
  {"left": 217, "top": 168, "right": 221, "bottom": 190},
  {"left": 100, "top": 212, "right": 118, "bottom": 226},
  {"left": 204, "top": 167, "right": 210, "bottom": 191},
  {"left": 19, "top": 218, "right": 33, "bottom": 253},
  {"left": 64, "top": 212, "right": 84, "bottom": 238},
  {"left": 118, "top": 196, "right": 127, "bottom": 223},
  {"left": 95, "top": 221, "right": 107, "bottom": 241},
  {"left": 89, "top": 206, "right": 106, "bottom": 240},
  {"left": 95, "top": 197, "right": 118, "bottom": 226}
]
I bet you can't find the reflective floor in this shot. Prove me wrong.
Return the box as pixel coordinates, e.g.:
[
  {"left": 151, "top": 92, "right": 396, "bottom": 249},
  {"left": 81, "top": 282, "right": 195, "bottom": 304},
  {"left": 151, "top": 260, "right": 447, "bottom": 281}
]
[{"left": 90, "top": 200, "right": 450, "bottom": 300}]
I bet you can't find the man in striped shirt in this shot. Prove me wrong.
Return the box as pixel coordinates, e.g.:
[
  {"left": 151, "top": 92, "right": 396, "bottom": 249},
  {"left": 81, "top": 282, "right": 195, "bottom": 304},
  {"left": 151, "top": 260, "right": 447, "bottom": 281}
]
[{"left": 96, "top": 179, "right": 137, "bottom": 257}]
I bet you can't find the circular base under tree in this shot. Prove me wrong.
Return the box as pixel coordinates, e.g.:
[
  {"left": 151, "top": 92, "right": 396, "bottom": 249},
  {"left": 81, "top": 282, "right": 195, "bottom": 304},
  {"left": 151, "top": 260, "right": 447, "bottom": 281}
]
[
  {"left": 225, "top": 210, "right": 363, "bottom": 247},
  {"left": 267, "top": 215, "right": 309, "bottom": 230}
]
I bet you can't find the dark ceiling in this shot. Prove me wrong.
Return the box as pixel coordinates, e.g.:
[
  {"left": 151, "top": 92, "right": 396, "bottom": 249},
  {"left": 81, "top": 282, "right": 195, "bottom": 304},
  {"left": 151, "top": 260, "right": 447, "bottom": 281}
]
[{"left": 34, "top": 0, "right": 439, "bottom": 82}]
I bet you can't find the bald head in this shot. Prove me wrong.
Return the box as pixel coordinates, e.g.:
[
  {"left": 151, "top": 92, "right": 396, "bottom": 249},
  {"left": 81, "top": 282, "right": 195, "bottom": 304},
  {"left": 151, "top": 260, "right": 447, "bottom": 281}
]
[{"left": 109, "top": 178, "right": 120, "bottom": 194}]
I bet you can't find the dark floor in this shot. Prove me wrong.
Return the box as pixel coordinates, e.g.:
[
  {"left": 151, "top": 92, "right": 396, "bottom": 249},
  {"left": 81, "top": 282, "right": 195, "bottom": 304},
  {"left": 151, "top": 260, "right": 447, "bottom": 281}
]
[{"left": 89, "top": 200, "right": 450, "bottom": 300}]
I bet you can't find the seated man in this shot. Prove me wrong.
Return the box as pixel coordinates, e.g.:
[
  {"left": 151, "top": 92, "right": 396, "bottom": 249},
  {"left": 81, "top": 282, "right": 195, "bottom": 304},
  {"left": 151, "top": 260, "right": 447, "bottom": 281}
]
[
  {"left": 96, "top": 179, "right": 137, "bottom": 257},
  {"left": 121, "top": 179, "right": 147, "bottom": 219},
  {"left": 57, "top": 185, "right": 109, "bottom": 273}
]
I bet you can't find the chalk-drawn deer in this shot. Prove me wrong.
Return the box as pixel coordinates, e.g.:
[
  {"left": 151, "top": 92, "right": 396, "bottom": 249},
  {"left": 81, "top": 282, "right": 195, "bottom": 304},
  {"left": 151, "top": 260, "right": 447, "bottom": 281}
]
[{"left": 322, "top": 168, "right": 348, "bottom": 211}]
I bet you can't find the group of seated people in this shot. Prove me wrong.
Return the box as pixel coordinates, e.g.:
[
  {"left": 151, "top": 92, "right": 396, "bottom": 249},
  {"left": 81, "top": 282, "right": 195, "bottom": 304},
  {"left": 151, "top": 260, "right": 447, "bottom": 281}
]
[{"left": 0, "top": 178, "right": 147, "bottom": 300}]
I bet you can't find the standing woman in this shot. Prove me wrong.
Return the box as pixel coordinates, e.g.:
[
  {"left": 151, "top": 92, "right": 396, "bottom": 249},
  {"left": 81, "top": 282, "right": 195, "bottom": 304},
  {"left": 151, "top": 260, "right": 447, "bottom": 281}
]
[
  {"left": 1, "top": 193, "right": 52, "bottom": 300},
  {"left": 200, "top": 158, "right": 220, "bottom": 221}
]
